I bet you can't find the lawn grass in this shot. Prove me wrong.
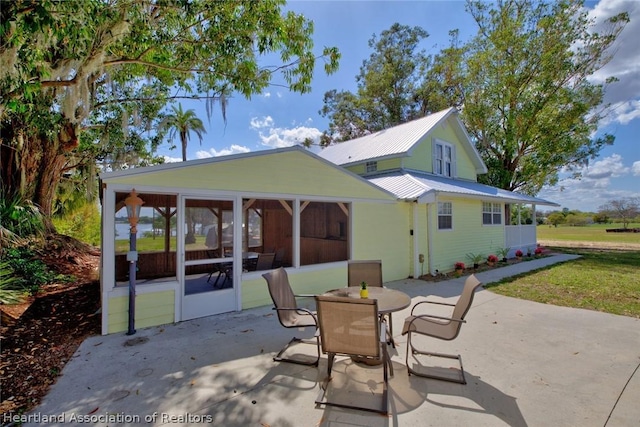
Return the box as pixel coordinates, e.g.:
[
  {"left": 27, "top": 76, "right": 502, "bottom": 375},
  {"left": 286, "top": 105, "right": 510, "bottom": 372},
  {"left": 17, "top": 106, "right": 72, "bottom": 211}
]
[
  {"left": 485, "top": 248, "right": 640, "bottom": 318},
  {"left": 537, "top": 223, "right": 640, "bottom": 244}
]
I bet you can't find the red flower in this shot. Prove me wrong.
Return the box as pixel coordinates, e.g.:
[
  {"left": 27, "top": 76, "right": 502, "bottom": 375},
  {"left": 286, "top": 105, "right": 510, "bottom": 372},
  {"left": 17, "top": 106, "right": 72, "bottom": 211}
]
[
  {"left": 515, "top": 249, "right": 523, "bottom": 257},
  {"left": 487, "top": 254, "right": 498, "bottom": 263},
  {"left": 454, "top": 261, "right": 465, "bottom": 270},
  {"left": 535, "top": 247, "right": 543, "bottom": 255}
]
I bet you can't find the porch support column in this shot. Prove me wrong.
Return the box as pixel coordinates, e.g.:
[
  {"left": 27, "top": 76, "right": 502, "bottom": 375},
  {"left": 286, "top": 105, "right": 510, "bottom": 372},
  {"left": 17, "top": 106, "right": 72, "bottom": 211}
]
[
  {"left": 292, "top": 199, "right": 300, "bottom": 267},
  {"left": 412, "top": 202, "right": 420, "bottom": 279}
]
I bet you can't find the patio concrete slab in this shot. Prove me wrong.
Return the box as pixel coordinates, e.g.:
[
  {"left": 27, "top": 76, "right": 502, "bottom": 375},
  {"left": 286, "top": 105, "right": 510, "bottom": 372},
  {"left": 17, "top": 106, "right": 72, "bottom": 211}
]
[{"left": 19, "top": 254, "right": 640, "bottom": 426}]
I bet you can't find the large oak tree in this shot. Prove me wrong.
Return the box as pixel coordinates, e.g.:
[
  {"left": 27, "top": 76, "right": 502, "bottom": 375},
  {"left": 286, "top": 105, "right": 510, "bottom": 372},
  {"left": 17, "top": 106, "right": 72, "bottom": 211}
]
[
  {"left": 0, "top": 0, "right": 340, "bottom": 230},
  {"left": 456, "top": 0, "right": 628, "bottom": 194}
]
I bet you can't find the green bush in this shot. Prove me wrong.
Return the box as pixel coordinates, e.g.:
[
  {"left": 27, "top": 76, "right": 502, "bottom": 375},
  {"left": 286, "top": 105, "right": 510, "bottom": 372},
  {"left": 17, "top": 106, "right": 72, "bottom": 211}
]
[
  {"left": 2, "top": 247, "right": 74, "bottom": 296},
  {"left": 0, "top": 261, "right": 27, "bottom": 304},
  {"left": 0, "top": 191, "right": 44, "bottom": 239},
  {"left": 52, "top": 203, "right": 101, "bottom": 246}
]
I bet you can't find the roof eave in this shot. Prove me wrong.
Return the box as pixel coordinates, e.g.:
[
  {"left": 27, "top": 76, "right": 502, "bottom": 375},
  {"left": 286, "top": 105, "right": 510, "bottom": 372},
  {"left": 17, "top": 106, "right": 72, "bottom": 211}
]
[{"left": 409, "top": 190, "right": 559, "bottom": 206}]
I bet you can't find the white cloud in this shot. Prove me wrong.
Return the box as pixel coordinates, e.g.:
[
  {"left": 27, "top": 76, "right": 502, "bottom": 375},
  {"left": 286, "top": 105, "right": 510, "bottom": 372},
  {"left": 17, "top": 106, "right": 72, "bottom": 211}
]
[
  {"left": 599, "top": 100, "right": 640, "bottom": 127},
  {"left": 248, "top": 116, "right": 322, "bottom": 148},
  {"left": 250, "top": 116, "right": 274, "bottom": 129},
  {"left": 162, "top": 155, "right": 183, "bottom": 163},
  {"left": 538, "top": 153, "right": 638, "bottom": 210},
  {"left": 583, "top": 153, "right": 629, "bottom": 179},
  {"left": 257, "top": 125, "right": 322, "bottom": 148},
  {"left": 195, "top": 145, "right": 251, "bottom": 158},
  {"left": 262, "top": 92, "right": 272, "bottom": 98},
  {"left": 589, "top": 0, "right": 640, "bottom": 126}
]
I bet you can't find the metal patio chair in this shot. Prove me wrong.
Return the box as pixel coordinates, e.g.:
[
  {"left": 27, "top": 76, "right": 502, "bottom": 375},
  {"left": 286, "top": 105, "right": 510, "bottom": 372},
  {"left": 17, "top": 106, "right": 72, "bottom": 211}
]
[
  {"left": 347, "top": 259, "right": 395, "bottom": 339},
  {"left": 253, "top": 252, "right": 275, "bottom": 271},
  {"left": 262, "top": 268, "right": 320, "bottom": 366},
  {"left": 314, "top": 295, "right": 392, "bottom": 415},
  {"left": 402, "top": 274, "right": 483, "bottom": 384}
]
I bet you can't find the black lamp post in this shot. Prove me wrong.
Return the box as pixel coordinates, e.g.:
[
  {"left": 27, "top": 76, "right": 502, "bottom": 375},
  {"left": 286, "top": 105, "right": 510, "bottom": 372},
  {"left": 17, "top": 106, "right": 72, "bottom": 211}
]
[{"left": 124, "top": 189, "right": 144, "bottom": 335}]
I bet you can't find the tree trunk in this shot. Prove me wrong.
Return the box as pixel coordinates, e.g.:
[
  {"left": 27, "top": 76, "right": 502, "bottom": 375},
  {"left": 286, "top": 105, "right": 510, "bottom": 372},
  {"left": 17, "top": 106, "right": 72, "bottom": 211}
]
[
  {"left": 0, "top": 119, "right": 77, "bottom": 234},
  {"left": 35, "top": 139, "right": 67, "bottom": 233}
]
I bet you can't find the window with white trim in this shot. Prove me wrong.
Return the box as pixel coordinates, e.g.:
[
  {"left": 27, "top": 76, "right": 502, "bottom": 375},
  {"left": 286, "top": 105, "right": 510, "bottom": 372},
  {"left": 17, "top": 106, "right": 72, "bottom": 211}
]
[
  {"left": 437, "top": 202, "right": 453, "bottom": 230},
  {"left": 433, "top": 140, "right": 455, "bottom": 177},
  {"left": 365, "top": 161, "right": 377, "bottom": 173},
  {"left": 482, "top": 202, "right": 502, "bottom": 225}
]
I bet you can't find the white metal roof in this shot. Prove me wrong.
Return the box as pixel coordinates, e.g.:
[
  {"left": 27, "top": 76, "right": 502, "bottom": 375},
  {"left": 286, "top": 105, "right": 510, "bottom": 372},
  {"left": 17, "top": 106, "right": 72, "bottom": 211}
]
[
  {"left": 367, "top": 170, "right": 559, "bottom": 206},
  {"left": 317, "top": 107, "right": 457, "bottom": 166}
]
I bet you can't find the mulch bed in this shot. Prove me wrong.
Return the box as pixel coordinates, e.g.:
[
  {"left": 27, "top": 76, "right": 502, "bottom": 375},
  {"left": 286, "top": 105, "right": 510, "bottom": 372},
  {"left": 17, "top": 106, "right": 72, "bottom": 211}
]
[
  {"left": 1, "top": 236, "right": 101, "bottom": 417},
  {"left": 419, "top": 251, "right": 553, "bottom": 282}
]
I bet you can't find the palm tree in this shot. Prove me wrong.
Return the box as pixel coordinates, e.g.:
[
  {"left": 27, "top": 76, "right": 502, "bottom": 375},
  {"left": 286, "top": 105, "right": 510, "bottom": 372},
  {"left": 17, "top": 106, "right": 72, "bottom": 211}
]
[
  {"left": 161, "top": 104, "right": 207, "bottom": 161},
  {"left": 161, "top": 104, "right": 207, "bottom": 243}
]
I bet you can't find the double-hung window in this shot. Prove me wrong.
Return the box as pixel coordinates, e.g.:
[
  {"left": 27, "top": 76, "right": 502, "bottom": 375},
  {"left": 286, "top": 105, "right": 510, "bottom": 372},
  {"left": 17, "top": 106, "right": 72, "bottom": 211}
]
[
  {"left": 437, "top": 202, "right": 453, "bottom": 230},
  {"left": 482, "top": 202, "right": 502, "bottom": 225},
  {"left": 433, "top": 139, "right": 455, "bottom": 177}
]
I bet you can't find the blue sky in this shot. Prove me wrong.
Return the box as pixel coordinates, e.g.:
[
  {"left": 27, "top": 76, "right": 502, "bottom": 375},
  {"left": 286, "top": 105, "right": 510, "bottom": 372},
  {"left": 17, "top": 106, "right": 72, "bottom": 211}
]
[{"left": 159, "top": 0, "right": 640, "bottom": 213}]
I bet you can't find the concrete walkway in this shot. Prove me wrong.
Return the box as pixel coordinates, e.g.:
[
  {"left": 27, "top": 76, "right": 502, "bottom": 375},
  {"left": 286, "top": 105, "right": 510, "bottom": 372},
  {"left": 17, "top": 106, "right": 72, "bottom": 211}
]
[{"left": 20, "top": 254, "right": 640, "bottom": 426}]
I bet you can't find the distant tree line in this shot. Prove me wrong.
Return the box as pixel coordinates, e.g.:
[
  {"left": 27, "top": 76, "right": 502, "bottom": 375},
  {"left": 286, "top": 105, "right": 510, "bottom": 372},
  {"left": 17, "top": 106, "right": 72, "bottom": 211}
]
[{"left": 540, "top": 197, "right": 640, "bottom": 228}]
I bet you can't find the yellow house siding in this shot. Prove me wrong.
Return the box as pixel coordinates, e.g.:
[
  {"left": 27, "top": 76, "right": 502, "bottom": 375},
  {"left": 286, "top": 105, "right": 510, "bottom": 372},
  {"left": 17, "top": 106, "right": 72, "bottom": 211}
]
[
  {"left": 107, "top": 151, "right": 393, "bottom": 201},
  {"left": 241, "top": 266, "right": 347, "bottom": 309},
  {"left": 351, "top": 202, "right": 411, "bottom": 281},
  {"left": 107, "top": 291, "right": 175, "bottom": 334},
  {"left": 403, "top": 126, "right": 477, "bottom": 181},
  {"left": 403, "top": 135, "right": 431, "bottom": 172},
  {"left": 429, "top": 199, "right": 504, "bottom": 273}
]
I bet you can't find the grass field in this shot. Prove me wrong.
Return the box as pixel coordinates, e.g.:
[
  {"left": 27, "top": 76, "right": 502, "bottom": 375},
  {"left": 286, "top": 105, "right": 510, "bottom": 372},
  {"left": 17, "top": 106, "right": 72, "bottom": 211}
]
[
  {"left": 537, "top": 223, "right": 640, "bottom": 245},
  {"left": 486, "top": 224, "right": 640, "bottom": 318}
]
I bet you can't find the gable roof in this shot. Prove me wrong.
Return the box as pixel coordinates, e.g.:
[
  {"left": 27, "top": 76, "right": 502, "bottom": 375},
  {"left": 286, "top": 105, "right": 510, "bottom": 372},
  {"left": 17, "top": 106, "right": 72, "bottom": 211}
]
[
  {"left": 317, "top": 107, "right": 487, "bottom": 174},
  {"left": 367, "top": 169, "right": 559, "bottom": 206},
  {"left": 99, "top": 145, "right": 398, "bottom": 202}
]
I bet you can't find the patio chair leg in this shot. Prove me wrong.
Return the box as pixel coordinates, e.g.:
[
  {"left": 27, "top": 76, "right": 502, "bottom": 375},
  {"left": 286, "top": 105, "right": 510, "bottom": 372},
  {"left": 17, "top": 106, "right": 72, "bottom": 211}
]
[
  {"left": 315, "top": 351, "right": 389, "bottom": 415},
  {"left": 381, "top": 341, "right": 394, "bottom": 378},
  {"left": 406, "top": 337, "right": 467, "bottom": 384},
  {"left": 273, "top": 336, "right": 320, "bottom": 367}
]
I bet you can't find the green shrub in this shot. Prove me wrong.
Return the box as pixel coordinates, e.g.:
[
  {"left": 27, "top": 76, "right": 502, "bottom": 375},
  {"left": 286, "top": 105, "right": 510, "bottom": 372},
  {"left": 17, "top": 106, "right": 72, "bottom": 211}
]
[
  {"left": 0, "top": 191, "right": 44, "bottom": 239},
  {"left": 0, "top": 261, "right": 27, "bottom": 304},
  {"left": 2, "top": 247, "right": 74, "bottom": 296},
  {"left": 52, "top": 203, "right": 101, "bottom": 246},
  {"left": 466, "top": 252, "right": 484, "bottom": 267}
]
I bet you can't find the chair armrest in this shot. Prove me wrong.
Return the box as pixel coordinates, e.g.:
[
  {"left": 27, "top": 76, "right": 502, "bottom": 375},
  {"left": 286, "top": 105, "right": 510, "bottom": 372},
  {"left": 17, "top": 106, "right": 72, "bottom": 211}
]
[
  {"left": 411, "top": 313, "right": 466, "bottom": 324},
  {"left": 410, "top": 300, "right": 455, "bottom": 315},
  {"left": 294, "top": 294, "right": 316, "bottom": 298},
  {"left": 272, "top": 306, "right": 318, "bottom": 325}
]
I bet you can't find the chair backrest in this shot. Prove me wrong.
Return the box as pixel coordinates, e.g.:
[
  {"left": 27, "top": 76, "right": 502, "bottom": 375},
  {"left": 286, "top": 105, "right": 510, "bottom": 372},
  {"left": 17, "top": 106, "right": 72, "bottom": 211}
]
[
  {"left": 255, "top": 252, "right": 275, "bottom": 270},
  {"left": 262, "top": 268, "right": 298, "bottom": 327},
  {"left": 348, "top": 260, "right": 383, "bottom": 287},
  {"left": 315, "top": 295, "right": 380, "bottom": 358},
  {"left": 452, "top": 274, "right": 483, "bottom": 324},
  {"left": 273, "top": 247, "right": 286, "bottom": 267}
]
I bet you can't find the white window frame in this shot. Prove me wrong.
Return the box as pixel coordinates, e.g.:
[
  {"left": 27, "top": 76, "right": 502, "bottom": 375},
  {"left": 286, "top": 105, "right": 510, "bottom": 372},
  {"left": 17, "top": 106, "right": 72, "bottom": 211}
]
[
  {"left": 437, "top": 201, "right": 453, "bottom": 230},
  {"left": 433, "top": 139, "right": 456, "bottom": 178},
  {"left": 365, "top": 161, "right": 378, "bottom": 173},
  {"left": 482, "top": 202, "right": 502, "bottom": 225}
]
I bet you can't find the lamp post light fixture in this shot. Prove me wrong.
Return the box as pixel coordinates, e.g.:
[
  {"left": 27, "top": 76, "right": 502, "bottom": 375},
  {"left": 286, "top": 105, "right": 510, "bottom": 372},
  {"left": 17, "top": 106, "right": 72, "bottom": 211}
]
[{"left": 124, "top": 189, "right": 144, "bottom": 335}]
